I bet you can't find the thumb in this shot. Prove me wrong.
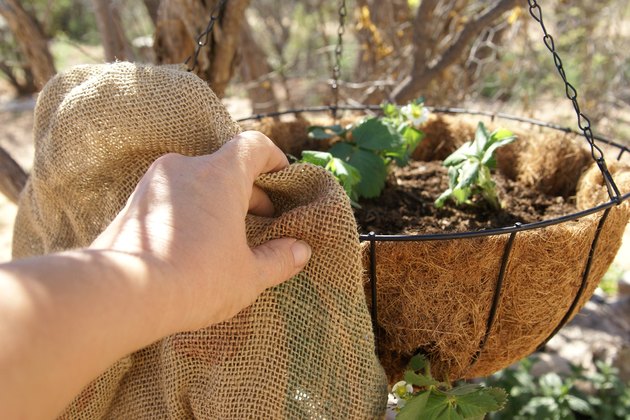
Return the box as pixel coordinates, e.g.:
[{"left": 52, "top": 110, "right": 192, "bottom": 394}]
[{"left": 251, "top": 238, "right": 312, "bottom": 288}]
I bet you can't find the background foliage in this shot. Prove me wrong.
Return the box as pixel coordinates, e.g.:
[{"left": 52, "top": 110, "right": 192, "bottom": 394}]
[{"left": 1, "top": 0, "right": 629, "bottom": 140}]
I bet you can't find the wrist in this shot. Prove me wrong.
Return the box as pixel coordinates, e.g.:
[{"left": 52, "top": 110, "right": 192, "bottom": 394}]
[{"left": 80, "top": 248, "right": 183, "bottom": 344}]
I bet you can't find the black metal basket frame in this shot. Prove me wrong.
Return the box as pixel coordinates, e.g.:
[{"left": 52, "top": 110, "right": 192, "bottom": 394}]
[{"left": 238, "top": 105, "right": 630, "bottom": 366}]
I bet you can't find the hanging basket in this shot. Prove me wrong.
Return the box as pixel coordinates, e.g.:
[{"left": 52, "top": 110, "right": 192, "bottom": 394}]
[{"left": 239, "top": 106, "right": 630, "bottom": 381}]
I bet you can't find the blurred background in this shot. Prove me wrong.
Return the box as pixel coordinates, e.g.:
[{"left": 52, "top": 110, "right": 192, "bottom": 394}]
[{"left": 1, "top": 0, "right": 629, "bottom": 417}]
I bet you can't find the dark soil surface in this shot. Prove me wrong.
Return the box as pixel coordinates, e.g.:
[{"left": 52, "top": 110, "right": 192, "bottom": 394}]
[{"left": 354, "top": 161, "right": 577, "bottom": 234}]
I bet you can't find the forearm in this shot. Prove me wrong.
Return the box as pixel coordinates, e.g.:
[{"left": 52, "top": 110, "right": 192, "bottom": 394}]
[{"left": 0, "top": 249, "right": 177, "bottom": 420}]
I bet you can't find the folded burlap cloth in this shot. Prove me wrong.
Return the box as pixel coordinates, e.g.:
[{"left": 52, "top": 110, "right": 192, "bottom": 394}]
[{"left": 12, "top": 62, "right": 387, "bottom": 418}]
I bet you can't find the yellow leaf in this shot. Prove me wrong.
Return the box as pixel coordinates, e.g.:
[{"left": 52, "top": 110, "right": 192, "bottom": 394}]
[
  {"left": 508, "top": 7, "right": 522, "bottom": 25},
  {"left": 360, "top": 5, "right": 371, "bottom": 20}
]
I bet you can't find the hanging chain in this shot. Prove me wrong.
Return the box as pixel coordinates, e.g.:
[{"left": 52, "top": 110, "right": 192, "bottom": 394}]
[
  {"left": 185, "top": 0, "right": 228, "bottom": 73},
  {"left": 528, "top": 0, "right": 621, "bottom": 202},
  {"left": 330, "top": 0, "right": 347, "bottom": 118}
]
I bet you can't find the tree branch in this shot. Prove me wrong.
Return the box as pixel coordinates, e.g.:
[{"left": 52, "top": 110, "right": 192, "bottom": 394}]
[
  {"left": 238, "top": 19, "right": 279, "bottom": 114},
  {"left": 411, "top": 0, "right": 439, "bottom": 64},
  {"left": 0, "top": 0, "right": 56, "bottom": 89},
  {"left": 91, "top": 0, "right": 135, "bottom": 62},
  {"left": 0, "top": 146, "right": 27, "bottom": 204},
  {"left": 391, "top": 0, "right": 518, "bottom": 103}
]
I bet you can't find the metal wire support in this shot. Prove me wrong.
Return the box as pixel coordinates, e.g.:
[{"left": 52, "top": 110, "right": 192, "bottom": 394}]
[
  {"left": 528, "top": 0, "right": 621, "bottom": 203},
  {"left": 330, "top": 0, "right": 347, "bottom": 118},
  {"left": 184, "top": 0, "right": 228, "bottom": 73},
  {"left": 368, "top": 231, "right": 378, "bottom": 352},
  {"left": 467, "top": 224, "right": 519, "bottom": 369},
  {"left": 538, "top": 207, "right": 612, "bottom": 351}
]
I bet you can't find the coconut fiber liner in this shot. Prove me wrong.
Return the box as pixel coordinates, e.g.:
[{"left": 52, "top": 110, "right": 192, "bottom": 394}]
[
  {"left": 12, "top": 62, "right": 388, "bottom": 418},
  {"left": 362, "top": 117, "right": 630, "bottom": 382}
]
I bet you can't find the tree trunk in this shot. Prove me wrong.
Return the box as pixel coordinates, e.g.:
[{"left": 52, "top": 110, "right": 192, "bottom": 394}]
[
  {"left": 239, "top": 21, "right": 278, "bottom": 114},
  {"left": 390, "top": 0, "right": 518, "bottom": 103},
  {"left": 142, "top": 0, "right": 160, "bottom": 26},
  {"left": 154, "top": 0, "right": 249, "bottom": 97},
  {"left": 0, "top": 146, "right": 27, "bottom": 204},
  {"left": 0, "top": 0, "right": 56, "bottom": 89},
  {"left": 91, "top": 0, "right": 135, "bottom": 62},
  {"left": 0, "top": 60, "right": 37, "bottom": 96},
  {"left": 353, "top": 0, "right": 410, "bottom": 82}
]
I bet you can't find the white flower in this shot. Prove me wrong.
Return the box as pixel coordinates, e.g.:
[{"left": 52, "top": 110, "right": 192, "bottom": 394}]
[
  {"left": 401, "top": 104, "right": 430, "bottom": 127},
  {"left": 392, "top": 380, "right": 414, "bottom": 397}
]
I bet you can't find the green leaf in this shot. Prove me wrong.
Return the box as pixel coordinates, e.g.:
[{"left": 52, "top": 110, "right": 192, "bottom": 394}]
[
  {"left": 481, "top": 136, "right": 516, "bottom": 166},
  {"left": 446, "top": 384, "right": 482, "bottom": 396},
  {"left": 328, "top": 157, "right": 361, "bottom": 197},
  {"left": 382, "top": 103, "right": 397, "bottom": 118},
  {"left": 330, "top": 142, "right": 388, "bottom": 199},
  {"left": 387, "top": 125, "right": 423, "bottom": 166},
  {"left": 300, "top": 150, "right": 332, "bottom": 167},
  {"left": 455, "top": 388, "right": 507, "bottom": 417},
  {"left": 454, "top": 161, "right": 480, "bottom": 193},
  {"left": 443, "top": 142, "right": 472, "bottom": 167},
  {"left": 329, "top": 142, "right": 355, "bottom": 160},
  {"left": 565, "top": 394, "right": 593, "bottom": 415},
  {"left": 396, "top": 391, "right": 430, "bottom": 420},
  {"left": 348, "top": 149, "right": 388, "bottom": 199},
  {"left": 447, "top": 165, "right": 460, "bottom": 188},
  {"left": 352, "top": 117, "right": 399, "bottom": 152},
  {"left": 401, "top": 125, "right": 424, "bottom": 149},
  {"left": 492, "top": 127, "right": 515, "bottom": 141},
  {"left": 307, "top": 124, "right": 345, "bottom": 139},
  {"left": 405, "top": 371, "right": 440, "bottom": 388},
  {"left": 483, "top": 387, "right": 508, "bottom": 408},
  {"left": 329, "top": 157, "right": 357, "bottom": 181},
  {"left": 435, "top": 189, "right": 451, "bottom": 208},
  {"left": 409, "top": 353, "right": 429, "bottom": 372},
  {"left": 520, "top": 396, "right": 558, "bottom": 418},
  {"left": 451, "top": 187, "right": 470, "bottom": 204},
  {"left": 539, "top": 373, "right": 563, "bottom": 396},
  {"left": 474, "top": 122, "right": 490, "bottom": 154},
  {"left": 300, "top": 150, "right": 361, "bottom": 202},
  {"left": 421, "top": 392, "right": 454, "bottom": 420}
]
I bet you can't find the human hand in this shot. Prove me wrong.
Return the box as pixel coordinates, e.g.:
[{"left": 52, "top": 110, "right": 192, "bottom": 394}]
[{"left": 90, "top": 131, "right": 312, "bottom": 333}]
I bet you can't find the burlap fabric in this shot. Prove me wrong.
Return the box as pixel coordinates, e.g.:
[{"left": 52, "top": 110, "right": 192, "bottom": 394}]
[{"left": 12, "top": 62, "right": 387, "bottom": 418}]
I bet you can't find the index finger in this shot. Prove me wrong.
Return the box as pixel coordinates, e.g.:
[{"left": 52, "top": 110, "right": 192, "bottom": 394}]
[{"left": 216, "top": 131, "right": 289, "bottom": 183}]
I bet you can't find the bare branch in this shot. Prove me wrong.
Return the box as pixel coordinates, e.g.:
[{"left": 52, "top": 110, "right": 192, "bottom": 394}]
[
  {"left": 0, "top": 146, "right": 27, "bottom": 204},
  {"left": 0, "top": 0, "right": 56, "bottom": 89},
  {"left": 411, "top": 0, "right": 440, "bottom": 64},
  {"left": 239, "top": 19, "right": 279, "bottom": 114},
  {"left": 91, "top": 0, "right": 135, "bottom": 62},
  {"left": 142, "top": 0, "right": 160, "bottom": 26},
  {"left": 391, "top": 0, "right": 518, "bottom": 103}
]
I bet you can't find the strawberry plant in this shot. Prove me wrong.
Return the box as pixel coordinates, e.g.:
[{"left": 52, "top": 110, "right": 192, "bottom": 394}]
[
  {"left": 435, "top": 122, "right": 516, "bottom": 210},
  {"left": 301, "top": 100, "right": 427, "bottom": 202},
  {"left": 300, "top": 150, "right": 361, "bottom": 202},
  {"left": 390, "top": 353, "right": 507, "bottom": 419}
]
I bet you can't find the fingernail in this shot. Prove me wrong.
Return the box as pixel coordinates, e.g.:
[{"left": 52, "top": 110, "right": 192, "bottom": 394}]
[{"left": 291, "top": 240, "right": 312, "bottom": 268}]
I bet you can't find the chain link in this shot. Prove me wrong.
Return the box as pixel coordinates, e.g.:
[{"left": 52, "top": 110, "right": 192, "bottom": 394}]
[
  {"left": 330, "top": 0, "right": 347, "bottom": 117},
  {"left": 185, "top": 0, "right": 228, "bottom": 73},
  {"left": 528, "top": 0, "right": 620, "bottom": 202}
]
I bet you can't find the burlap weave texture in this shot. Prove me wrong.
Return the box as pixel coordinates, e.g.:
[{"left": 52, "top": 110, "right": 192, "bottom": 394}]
[{"left": 12, "top": 62, "right": 387, "bottom": 418}]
